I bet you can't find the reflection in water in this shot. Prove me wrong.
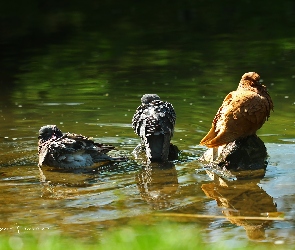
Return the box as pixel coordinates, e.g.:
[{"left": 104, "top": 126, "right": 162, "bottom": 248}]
[
  {"left": 135, "top": 162, "right": 179, "bottom": 210},
  {"left": 38, "top": 162, "right": 122, "bottom": 199},
  {"left": 202, "top": 170, "right": 278, "bottom": 241},
  {"left": 38, "top": 165, "right": 93, "bottom": 199}
]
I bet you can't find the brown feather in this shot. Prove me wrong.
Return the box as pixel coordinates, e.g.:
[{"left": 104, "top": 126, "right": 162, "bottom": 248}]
[{"left": 200, "top": 72, "right": 273, "bottom": 148}]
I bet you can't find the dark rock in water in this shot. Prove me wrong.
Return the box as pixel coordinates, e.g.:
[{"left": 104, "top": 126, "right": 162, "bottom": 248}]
[
  {"left": 200, "top": 135, "right": 267, "bottom": 179},
  {"left": 132, "top": 94, "right": 176, "bottom": 162},
  {"left": 217, "top": 135, "right": 267, "bottom": 171},
  {"left": 167, "top": 144, "right": 180, "bottom": 161}
]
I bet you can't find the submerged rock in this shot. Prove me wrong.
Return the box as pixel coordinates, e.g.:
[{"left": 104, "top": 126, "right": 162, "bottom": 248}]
[{"left": 200, "top": 135, "right": 268, "bottom": 179}]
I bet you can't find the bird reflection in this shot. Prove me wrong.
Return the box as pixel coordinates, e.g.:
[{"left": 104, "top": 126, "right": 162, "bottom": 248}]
[
  {"left": 202, "top": 170, "right": 278, "bottom": 241},
  {"left": 135, "top": 161, "right": 179, "bottom": 210},
  {"left": 38, "top": 165, "right": 83, "bottom": 199},
  {"left": 38, "top": 162, "right": 119, "bottom": 199}
]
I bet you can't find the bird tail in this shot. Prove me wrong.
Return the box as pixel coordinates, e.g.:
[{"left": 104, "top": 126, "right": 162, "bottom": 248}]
[
  {"left": 200, "top": 128, "right": 242, "bottom": 148},
  {"left": 200, "top": 126, "right": 217, "bottom": 146},
  {"left": 145, "top": 134, "right": 165, "bottom": 161}
]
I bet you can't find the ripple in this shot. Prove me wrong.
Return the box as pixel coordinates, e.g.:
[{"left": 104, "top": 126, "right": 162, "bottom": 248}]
[
  {"left": 39, "top": 102, "right": 84, "bottom": 106},
  {"left": 86, "top": 122, "right": 132, "bottom": 128}
]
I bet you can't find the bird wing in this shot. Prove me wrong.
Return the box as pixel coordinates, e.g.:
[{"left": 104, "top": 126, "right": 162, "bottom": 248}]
[
  {"left": 200, "top": 90, "right": 270, "bottom": 147},
  {"left": 200, "top": 92, "right": 233, "bottom": 145},
  {"left": 39, "top": 133, "right": 113, "bottom": 162},
  {"left": 56, "top": 133, "right": 115, "bottom": 154},
  {"left": 132, "top": 100, "right": 176, "bottom": 138}
]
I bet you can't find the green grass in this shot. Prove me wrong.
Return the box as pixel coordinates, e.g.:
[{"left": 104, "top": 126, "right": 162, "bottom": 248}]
[{"left": 0, "top": 223, "right": 292, "bottom": 250}]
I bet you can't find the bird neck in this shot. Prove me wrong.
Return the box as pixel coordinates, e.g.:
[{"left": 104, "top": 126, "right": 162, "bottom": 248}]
[{"left": 237, "top": 81, "right": 267, "bottom": 94}]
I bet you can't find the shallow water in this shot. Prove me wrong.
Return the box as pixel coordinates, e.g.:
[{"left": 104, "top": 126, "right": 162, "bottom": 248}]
[{"left": 1, "top": 26, "right": 295, "bottom": 247}]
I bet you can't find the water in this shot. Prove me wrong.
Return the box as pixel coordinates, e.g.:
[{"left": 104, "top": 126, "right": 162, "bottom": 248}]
[{"left": 1, "top": 24, "right": 295, "bottom": 247}]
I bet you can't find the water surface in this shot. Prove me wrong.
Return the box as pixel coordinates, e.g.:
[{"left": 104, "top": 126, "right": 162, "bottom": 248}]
[{"left": 1, "top": 25, "right": 295, "bottom": 247}]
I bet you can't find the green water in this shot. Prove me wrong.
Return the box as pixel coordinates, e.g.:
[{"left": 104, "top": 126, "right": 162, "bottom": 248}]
[{"left": 1, "top": 3, "right": 295, "bottom": 247}]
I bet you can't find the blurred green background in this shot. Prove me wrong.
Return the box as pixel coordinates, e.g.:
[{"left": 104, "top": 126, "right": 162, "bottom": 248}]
[{"left": 1, "top": 0, "right": 295, "bottom": 86}]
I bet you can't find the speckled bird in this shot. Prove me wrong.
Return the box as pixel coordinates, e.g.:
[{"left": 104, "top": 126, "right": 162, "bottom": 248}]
[
  {"left": 38, "top": 125, "right": 123, "bottom": 169},
  {"left": 132, "top": 94, "right": 176, "bottom": 162},
  {"left": 200, "top": 72, "right": 273, "bottom": 148}
]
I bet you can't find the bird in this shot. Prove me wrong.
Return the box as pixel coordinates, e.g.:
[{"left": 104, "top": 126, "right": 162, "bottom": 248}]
[
  {"left": 200, "top": 72, "right": 273, "bottom": 148},
  {"left": 38, "top": 125, "right": 124, "bottom": 169},
  {"left": 132, "top": 94, "right": 177, "bottom": 162}
]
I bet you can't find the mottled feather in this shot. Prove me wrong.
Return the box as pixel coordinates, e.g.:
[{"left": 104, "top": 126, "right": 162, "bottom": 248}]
[
  {"left": 132, "top": 94, "right": 176, "bottom": 161},
  {"left": 38, "top": 125, "right": 122, "bottom": 169}
]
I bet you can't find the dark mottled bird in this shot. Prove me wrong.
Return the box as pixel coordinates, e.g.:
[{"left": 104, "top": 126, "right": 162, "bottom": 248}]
[
  {"left": 132, "top": 94, "right": 177, "bottom": 162},
  {"left": 38, "top": 125, "right": 123, "bottom": 169},
  {"left": 200, "top": 72, "right": 273, "bottom": 148}
]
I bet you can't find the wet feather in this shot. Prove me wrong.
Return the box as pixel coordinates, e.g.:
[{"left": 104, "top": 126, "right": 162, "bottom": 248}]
[
  {"left": 132, "top": 94, "right": 176, "bottom": 162},
  {"left": 38, "top": 125, "right": 123, "bottom": 169}
]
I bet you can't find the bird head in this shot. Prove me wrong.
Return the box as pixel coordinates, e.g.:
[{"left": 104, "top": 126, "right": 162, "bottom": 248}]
[
  {"left": 141, "top": 94, "right": 161, "bottom": 105},
  {"left": 238, "top": 72, "right": 266, "bottom": 91},
  {"left": 38, "top": 125, "right": 63, "bottom": 142},
  {"left": 241, "top": 72, "right": 260, "bottom": 84}
]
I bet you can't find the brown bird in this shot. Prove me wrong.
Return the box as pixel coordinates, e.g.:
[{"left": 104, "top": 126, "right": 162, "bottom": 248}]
[{"left": 200, "top": 72, "right": 273, "bottom": 148}]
